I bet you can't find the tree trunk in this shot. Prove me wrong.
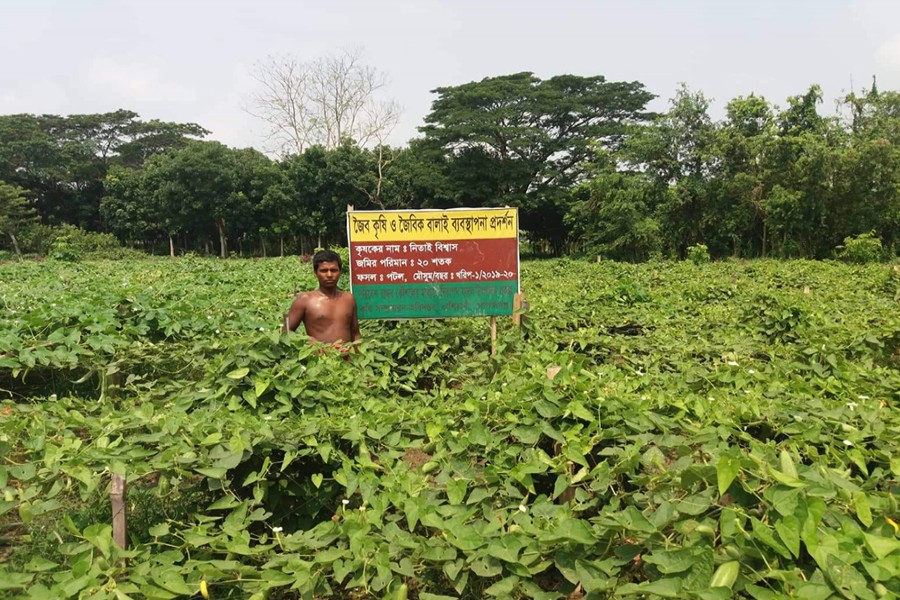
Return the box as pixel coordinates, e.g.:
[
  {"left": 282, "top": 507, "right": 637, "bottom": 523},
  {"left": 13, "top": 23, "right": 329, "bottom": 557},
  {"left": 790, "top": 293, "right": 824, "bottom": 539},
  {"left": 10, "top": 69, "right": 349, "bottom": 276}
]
[
  {"left": 217, "top": 219, "right": 228, "bottom": 258},
  {"left": 169, "top": 235, "right": 175, "bottom": 258},
  {"left": 9, "top": 232, "right": 22, "bottom": 259},
  {"left": 261, "top": 235, "right": 267, "bottom": 258},
  {"left": 280, "top": 237, "right": 284, "bottom": 257}
]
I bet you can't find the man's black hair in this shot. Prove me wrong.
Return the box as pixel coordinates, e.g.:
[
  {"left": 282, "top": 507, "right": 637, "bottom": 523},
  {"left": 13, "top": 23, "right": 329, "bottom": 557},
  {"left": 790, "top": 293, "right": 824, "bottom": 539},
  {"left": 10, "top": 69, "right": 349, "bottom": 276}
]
[{"left": 312, "top": 250, "right": 342, "bottom": 271}]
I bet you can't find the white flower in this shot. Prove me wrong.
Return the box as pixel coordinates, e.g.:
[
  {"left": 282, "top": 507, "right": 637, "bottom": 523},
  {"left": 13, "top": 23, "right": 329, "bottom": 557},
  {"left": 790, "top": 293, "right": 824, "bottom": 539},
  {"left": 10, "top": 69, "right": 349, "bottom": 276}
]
[
  {"left": 215, "top": 329, "right": 220, "bottom": 334},
  {"left": 259, "top": 327, "right": 265, "bottom": 331},
  {"left": 272, "top": 526, "right": 283, "bottom": 533},
  {"left": 207, "top": 315, "right": 212, "bottom": 319},
  {"left": 342, "top": 499, "right": 350, "bottom": 506},
  {"left": 843, "top": 440, "right": 853, "bottom": 447},
  {"left": 846, "top": 402, "right": 858, "bottom": 410},
  {"left": 857, "top": 395, "right": 870, "bottom": 400},
  {"left": 727, "top": 360, "right": 738, "bottom": 366},
  {"left": 358, "top": 506, "right": 366, "bottom": 512},
  {"left": 518, "top": 505, "right": 527, "bottom": 513},
  {"left": 748, "top": 369, "right": 756, "bottom": 374},
  {"left": 635, "top": 370, "right": 645, "bottom": 376}
]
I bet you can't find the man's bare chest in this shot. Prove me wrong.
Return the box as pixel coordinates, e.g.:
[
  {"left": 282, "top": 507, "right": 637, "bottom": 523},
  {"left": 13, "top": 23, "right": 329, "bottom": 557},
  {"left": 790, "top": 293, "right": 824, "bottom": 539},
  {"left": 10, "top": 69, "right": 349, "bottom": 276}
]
[{"left": 306, "top": 296, "right": 351, "bottom": 323}]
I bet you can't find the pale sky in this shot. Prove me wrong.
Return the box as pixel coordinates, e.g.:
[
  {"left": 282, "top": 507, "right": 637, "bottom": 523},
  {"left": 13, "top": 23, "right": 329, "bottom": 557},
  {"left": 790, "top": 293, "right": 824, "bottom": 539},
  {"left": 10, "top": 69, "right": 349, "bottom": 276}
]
[{"left": 2, "top": 0, "right": 899, "bottom": 151}]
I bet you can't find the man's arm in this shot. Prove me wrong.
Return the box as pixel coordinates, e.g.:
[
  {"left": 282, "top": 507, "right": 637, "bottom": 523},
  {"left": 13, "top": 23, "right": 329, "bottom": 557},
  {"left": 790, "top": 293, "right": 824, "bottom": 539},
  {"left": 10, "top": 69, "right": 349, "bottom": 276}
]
[
  {"left": 283, "top": 294, "right": 306, "bottom": 333},
  {"left": 349, "top": 296, "right": 361, "bottom": 341}
]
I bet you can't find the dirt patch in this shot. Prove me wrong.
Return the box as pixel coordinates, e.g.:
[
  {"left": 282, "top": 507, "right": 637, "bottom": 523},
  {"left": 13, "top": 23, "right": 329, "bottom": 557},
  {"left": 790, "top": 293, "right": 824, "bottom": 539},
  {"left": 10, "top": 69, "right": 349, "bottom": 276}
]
[{"left": 401, "top": 448, "right": 432, "bottom": 470}]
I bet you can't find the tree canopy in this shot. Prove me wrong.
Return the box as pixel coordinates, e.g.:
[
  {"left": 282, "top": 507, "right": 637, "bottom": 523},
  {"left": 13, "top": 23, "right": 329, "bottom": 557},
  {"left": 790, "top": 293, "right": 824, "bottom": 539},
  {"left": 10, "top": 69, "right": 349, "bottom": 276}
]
[{"left": 0, "top": 74, "right": 897, "bottom": 261}]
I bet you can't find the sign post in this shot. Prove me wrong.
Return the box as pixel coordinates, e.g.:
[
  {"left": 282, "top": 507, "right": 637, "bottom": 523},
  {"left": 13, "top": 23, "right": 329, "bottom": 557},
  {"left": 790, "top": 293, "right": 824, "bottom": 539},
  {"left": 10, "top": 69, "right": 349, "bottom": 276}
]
[{"left": 347, "top": 208, "right": 519, "bottom": 321}]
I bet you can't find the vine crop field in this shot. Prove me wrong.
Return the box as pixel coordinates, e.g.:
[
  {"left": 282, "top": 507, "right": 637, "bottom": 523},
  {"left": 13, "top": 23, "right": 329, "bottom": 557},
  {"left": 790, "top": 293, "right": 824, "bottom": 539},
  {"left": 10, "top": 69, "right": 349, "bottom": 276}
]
[{"left": 1, "top": 257, "right": 898, "bottom": 599}]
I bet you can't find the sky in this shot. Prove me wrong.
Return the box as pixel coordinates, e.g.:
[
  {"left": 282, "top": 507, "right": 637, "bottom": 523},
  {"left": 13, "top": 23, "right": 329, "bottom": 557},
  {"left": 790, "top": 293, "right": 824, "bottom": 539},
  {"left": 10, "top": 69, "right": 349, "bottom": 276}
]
[{"left": 2, "top": 0, "right": 899, "bottom": 152}]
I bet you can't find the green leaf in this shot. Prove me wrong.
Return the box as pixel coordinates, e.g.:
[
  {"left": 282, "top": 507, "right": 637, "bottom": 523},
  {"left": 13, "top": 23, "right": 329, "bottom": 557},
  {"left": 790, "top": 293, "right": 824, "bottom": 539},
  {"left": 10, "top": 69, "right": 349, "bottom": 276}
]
[
  {"left": 446, "top": 478, "right": 467, "bottom": 505},
  {"left": 446, "top": 525, "right": 485, "bottom": 551},
  {"left": 82, "top": 523, "right": 113, "bottom": 559},
  {"left": 541, "top": 519, "right": 595, "bottom": 545},
  {"left": 853, "top": 491, "right": 873, "bottom": 527},
  {"left": 23, "top": 557, "right": 59, "bottom": 572},
  {"left": 207, "top": 495, "right": 241, "bottom": 510},
  {"left": 227, "top": 367, "right": 249, "bottom": 380},
  {"left": 775, "top": 515, "right": 801, "bottom": 558},
  {"left": 311, "top": 473, "right": 324, "bottom": 488},
  {"left": 195, "top": 467, "right": 228, "bottom": 479},
  {"left": 749, "top": 517, "right": 791, "bottom": 559},
  {"left": 643, "top": 548, "right": 695, "bottom": 574},
  {"left": 864, "top": 532, "right": 900, "bottom": 560},
  {"left": 153, "top": 569, "right": 195, "bottom": 595},
  {"left": 484, "top": 575, "right": 518, "bottom": 597},
  {"left": 779, "top": 449, "right": 798, "bottom": 479},
  {"left": 617, "top": 578, "right": 683, "bottom": 597},
  {"left": 717, "top": 454, "right": 740, "bottom": 496}
]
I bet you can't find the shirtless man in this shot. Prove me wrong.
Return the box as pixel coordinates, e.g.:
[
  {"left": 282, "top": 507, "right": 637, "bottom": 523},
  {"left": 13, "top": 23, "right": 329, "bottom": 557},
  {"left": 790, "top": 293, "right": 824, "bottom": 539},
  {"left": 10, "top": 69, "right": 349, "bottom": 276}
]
[{"left": 283, "top": 250, "right": 361, "bottom": 346}]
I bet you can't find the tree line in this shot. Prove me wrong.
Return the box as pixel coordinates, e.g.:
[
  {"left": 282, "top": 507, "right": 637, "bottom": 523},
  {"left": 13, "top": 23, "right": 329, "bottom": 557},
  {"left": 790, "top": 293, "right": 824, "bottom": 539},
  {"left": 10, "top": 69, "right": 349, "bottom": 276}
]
[{"left": 1, "top": 71, "right": 897, "bottom": 260}]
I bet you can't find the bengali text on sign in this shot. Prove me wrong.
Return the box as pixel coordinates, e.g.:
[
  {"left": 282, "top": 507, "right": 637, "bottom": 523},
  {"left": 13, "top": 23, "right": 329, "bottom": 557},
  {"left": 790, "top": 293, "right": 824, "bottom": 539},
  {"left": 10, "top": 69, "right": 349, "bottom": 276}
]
[{"left": 347, "top": 208, "right": 519, "bottom": 319}]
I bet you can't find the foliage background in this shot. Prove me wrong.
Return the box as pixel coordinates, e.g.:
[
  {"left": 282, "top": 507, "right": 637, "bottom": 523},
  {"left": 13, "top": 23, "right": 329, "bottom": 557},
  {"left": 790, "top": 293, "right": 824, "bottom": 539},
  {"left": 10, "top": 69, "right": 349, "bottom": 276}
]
[{"left": 1, "top": 256, "right": 898, "bottom": 598}]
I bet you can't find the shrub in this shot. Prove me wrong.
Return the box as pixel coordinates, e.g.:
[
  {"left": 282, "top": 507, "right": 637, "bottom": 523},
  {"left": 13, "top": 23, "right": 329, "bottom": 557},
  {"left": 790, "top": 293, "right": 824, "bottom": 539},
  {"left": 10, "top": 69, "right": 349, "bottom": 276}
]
[
  {"left": 836, "top": 231, "right": 883, "bottom": 264},
  {"left": 687, "top": 243, "right": 710, "bottom": 265},
  {"left": 20, "top": 223, "right": 135, "bottom": 260}
]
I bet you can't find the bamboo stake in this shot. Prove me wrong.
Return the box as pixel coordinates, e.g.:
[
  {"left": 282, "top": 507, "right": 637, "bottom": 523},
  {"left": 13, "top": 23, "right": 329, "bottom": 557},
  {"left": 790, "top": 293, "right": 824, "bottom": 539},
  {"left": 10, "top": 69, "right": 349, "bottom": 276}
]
[
  {"left": 512, "top": 293, "right": 524, "bottom": 326},
  {"left": 490, "top": 316, "right": 497, "bottom": 355},
  {"left": 111, "top": 473, "right": 127, "bottom": 550},
  {"left": 547, "top": 366, "right": 576, "bottom": 504}
]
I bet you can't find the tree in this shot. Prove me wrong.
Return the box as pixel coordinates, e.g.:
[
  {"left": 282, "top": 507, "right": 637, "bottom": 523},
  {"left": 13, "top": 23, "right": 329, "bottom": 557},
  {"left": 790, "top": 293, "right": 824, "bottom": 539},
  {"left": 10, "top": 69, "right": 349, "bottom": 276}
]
[
  {"left": 0, "top": 111, "right": 207, "bottom": 231},
  {"left": 567, "top": 152, "right": 662, "bottom": 261},
  {"left": 248, "top": 48, "right": 400, "bottom": 155},
  {"left": 625, "top": 85, "right": 717, "bottom": 256},
  {"left": 100, "top": 166, "right": 155, "bottom": 247},
  {"left": 420, "top": 72, "right": 655, "bottom": 252},
  {"left": 140, "top": 142, "right": 242, "bottom": 257},
  {"left": 0, "top": 181, "right": 37, "bottom": 257},
  {"left": 713, "top": 94, "right": 777, "bottom": 256}
]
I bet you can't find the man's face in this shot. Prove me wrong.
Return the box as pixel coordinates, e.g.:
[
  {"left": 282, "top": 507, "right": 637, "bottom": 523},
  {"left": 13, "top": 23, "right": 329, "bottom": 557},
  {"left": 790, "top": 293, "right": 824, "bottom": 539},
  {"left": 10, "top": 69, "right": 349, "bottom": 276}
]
[{"left": 315, "top": 261, "right": 341, "bottom": 288}]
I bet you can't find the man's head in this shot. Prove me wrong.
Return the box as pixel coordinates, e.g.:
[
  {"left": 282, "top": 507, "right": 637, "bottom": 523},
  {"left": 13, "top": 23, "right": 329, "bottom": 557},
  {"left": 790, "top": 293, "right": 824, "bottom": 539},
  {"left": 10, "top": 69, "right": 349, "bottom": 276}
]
[{"left": 312, "top": 250, "right": 342, "bottom": 273}]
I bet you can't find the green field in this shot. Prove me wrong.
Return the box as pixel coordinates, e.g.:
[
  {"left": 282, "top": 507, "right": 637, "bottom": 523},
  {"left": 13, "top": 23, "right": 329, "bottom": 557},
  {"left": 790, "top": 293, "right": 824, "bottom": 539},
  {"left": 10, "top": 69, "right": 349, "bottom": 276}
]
[{"left": 1, "top": 257, "right": 898, "bottom": 599}]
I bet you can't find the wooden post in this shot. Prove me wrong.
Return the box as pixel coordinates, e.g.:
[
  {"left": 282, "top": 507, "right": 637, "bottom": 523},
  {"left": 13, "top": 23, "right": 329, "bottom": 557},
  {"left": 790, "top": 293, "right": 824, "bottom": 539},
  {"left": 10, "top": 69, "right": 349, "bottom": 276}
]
[
  {"left": 490, "top": 316, "right": 497, "bottom": 355},
  {"left": 111, "top": 473, "right": 127, "bottom": 550},
  {"left": 596, "top": 255, "right": 602, "bottom": 263},
  {"left": 512, "top": 293, "right": 524, "bottom": 326},
  {"left": 547, "top": 366, "right": 576, "bottom": 504}
]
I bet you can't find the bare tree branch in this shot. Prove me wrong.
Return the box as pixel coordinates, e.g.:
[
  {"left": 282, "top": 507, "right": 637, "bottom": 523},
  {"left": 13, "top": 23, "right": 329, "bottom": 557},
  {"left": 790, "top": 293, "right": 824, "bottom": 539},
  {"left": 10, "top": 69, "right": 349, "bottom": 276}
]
[{"left": 246, "top": 48, "right": 400, "bottom": 156}]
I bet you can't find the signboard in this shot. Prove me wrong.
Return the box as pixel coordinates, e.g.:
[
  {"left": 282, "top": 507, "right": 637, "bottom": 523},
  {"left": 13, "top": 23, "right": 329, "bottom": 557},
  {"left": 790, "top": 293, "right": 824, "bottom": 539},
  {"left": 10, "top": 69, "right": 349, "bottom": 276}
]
[{"left": 347, "top": 208, "right": 519, "bottom": 319}]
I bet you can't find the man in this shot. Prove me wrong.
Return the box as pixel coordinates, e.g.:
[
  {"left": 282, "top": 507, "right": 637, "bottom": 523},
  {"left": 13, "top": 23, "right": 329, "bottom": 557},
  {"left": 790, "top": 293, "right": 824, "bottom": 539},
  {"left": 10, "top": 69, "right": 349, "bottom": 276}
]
[{"left": 283, "top": 250, "right": 361, "bottom": 346}]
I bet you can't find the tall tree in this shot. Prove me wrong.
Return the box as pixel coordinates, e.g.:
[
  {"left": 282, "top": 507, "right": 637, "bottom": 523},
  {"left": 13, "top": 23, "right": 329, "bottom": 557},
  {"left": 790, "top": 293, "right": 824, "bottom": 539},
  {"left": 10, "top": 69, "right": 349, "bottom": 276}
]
[
  {"left": 626, "top": 85, "right": 717, "bottom": 256},
  {"left": 0, "top": 181, "right": 38, "bottom": 257},
  {"left": 248, "top": 48, "right": 400, "bottom": 155},
  {"left": 0, "top": 111, "right": 207, "bottom": 230},
  {"left": 420, "top": 72, "right": 655, "bottom": 252},
  {"left": 567, "top": 152, "right": 662, "bottom": 261},
  {"left": 713, "top": 94, "right": 777, "bottom": 256}
]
